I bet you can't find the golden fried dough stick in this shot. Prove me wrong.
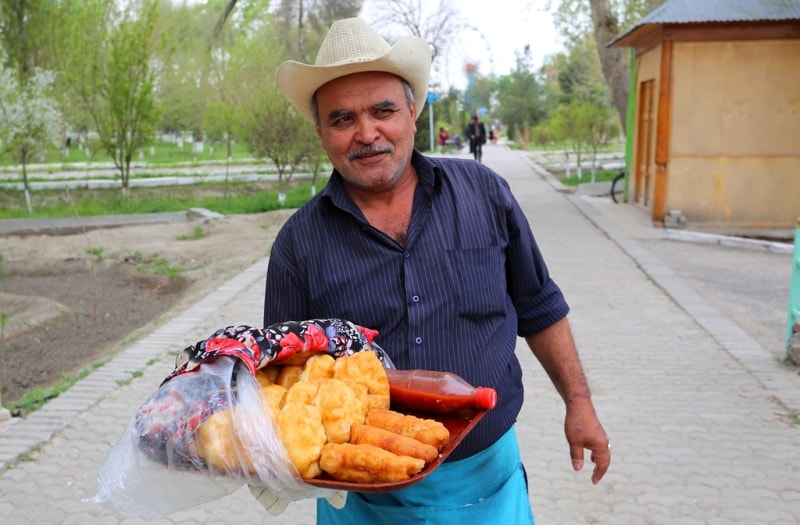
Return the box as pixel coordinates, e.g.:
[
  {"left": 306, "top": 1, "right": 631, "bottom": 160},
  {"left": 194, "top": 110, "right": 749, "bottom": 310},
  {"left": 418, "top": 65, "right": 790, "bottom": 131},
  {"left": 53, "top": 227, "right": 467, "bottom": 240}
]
[
  {"left": 314, "top": 378, "right": 366, "bottom": 443},
  {"left": 333, "top": 350, "right": 390, "bottom": 411},
  {"left": 277, "top": 402, "right": 327, "bottom": 479},
  {"left": 350, "top": 423, "right": 439, "bottom": 464},
  {"left": 319, "top": 443, "right": 425, "bottom": 484},
  {"left": 365, "top": 409, "right": 450, "bottom": 452}
]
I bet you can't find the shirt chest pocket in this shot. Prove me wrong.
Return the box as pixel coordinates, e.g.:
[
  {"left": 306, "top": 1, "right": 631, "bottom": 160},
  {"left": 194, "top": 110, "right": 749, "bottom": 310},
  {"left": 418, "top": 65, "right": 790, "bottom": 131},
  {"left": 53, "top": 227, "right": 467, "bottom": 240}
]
[{"left": 445, "top": 247, "right": 507, "bottom": 320}]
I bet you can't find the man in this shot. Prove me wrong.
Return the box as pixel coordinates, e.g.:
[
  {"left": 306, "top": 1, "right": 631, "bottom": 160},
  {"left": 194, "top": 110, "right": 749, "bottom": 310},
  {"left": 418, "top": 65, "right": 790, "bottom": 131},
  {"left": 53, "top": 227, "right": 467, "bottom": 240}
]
[
  {"left": 268, "top": 17, "right": 610, "bottom": 524},
  {"left": 465, "top": 114, "right": 486, "bottom": 162}
]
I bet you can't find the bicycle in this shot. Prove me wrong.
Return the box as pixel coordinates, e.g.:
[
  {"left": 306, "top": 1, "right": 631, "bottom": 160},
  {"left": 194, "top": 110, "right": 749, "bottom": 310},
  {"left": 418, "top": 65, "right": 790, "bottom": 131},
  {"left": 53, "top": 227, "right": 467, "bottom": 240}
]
[{"left": 611, "top": 169, "right": 626, "bottom": 204}]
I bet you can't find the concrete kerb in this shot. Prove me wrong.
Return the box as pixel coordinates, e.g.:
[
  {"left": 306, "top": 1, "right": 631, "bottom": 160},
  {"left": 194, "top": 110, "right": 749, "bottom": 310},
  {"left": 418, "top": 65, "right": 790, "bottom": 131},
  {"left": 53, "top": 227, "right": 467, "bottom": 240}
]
[{"left": 518, "top": 150, "right": 800, "bottom": 413}]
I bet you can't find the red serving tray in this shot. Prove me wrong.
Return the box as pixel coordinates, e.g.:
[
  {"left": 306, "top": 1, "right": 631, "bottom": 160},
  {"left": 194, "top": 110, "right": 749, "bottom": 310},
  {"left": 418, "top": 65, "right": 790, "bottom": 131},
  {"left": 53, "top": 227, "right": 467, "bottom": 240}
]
[{"left": 304, "top": 406, "right": 487, "bottom": 493}]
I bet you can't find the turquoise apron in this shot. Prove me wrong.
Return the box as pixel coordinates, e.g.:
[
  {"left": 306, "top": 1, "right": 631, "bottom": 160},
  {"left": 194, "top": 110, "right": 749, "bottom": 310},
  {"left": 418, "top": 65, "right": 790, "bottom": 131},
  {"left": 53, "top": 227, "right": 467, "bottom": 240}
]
[{"left": 316, "top": 427, "right": 535, "bottom": 524}]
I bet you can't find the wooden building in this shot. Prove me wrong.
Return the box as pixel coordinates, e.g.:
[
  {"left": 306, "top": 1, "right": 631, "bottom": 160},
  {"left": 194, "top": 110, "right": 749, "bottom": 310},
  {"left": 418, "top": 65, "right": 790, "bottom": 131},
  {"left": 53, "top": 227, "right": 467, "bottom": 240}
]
[{"left": 610, "top": 0, "right": 800, "bottom": 231}]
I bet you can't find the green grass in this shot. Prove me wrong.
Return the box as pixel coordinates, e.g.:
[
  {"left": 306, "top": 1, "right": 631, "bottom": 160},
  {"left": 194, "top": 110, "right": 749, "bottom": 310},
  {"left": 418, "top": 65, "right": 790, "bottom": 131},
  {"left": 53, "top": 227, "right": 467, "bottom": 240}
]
[
  {"left": 556, "top": 169, "right": 623, "bottom": 187},
  {"left": 5, "top": 362, "right": 105, "bottom": 416},
  {"left": 177, "top": 224, "right": 210, "bottom": 241},
  {"left": 0, "top": 179, "right": 322, "bottom": 219},
  {"left": 0, "top": 137, "right": 255, "bottom": 170}
]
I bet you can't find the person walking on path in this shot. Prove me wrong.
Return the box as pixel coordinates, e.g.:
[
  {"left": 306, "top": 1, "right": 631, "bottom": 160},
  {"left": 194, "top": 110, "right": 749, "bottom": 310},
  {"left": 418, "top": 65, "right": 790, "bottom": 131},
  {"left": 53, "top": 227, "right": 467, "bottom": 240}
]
[
  {"left": 465, "top": 114, "right": 486, "bottom": 162},
  {"left": 266, "top": 17, "right": 610, "bottom": 524}
]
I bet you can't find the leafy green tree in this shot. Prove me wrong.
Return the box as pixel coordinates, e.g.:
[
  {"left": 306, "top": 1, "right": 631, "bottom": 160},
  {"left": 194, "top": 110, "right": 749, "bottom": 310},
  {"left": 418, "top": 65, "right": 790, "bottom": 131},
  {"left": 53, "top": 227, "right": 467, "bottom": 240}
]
[
  {"left": 550, "top": 0, "right": 667, "bottom": 132},
  {"left": 0, "top": 0, "right": 53, "bottom": 80},
  {"left": 547, "top": 98, "right": 618, "bottom": 181},
  {"left": 237, "top": 84, "right": 312, "bottom": 204},
  {"left": 494, "top": 46, "right": 545, "bottom": 145},
  {"left": 91, "top": 0, "right": 162, "bottom": 200},
  {"left": 0, "top": 67, "right": 64, "bottom": 213},
  {"left": 583, "top": 102, "right": 620, "bottom": 182},
  {"left": 154, "top": 1, "right": 213, "bottom": 142},
  {"left": 556, "top": 35, "right": 608, "bottom": 105}
]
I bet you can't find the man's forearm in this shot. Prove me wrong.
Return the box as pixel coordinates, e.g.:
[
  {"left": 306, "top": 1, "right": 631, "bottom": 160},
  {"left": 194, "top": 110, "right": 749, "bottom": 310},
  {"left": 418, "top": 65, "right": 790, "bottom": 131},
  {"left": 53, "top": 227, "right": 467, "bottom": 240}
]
[{"left": 525, "top": 317, "right": 591, "bottom": 404}]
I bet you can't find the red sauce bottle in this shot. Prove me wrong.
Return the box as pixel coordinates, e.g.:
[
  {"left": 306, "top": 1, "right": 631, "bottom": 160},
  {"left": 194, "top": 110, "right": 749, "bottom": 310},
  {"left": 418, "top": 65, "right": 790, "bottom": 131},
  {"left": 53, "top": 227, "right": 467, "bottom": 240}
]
[{"left": 385, "top": 368, "right": 497, "bottom": 414}]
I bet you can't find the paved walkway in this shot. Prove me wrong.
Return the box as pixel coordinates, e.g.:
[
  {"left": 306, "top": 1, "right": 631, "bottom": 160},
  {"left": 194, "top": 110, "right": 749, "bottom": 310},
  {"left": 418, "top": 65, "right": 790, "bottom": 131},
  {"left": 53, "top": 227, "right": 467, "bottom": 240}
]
[{"left": 1, "top": 145, "right": 798, "bottom": 524}]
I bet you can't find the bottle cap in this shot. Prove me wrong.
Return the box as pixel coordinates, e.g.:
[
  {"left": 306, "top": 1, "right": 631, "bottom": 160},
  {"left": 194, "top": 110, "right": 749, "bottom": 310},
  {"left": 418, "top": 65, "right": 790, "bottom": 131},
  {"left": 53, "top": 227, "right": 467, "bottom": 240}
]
[{"left": 475, "top": 387, "right": 497, "bottom": 410}]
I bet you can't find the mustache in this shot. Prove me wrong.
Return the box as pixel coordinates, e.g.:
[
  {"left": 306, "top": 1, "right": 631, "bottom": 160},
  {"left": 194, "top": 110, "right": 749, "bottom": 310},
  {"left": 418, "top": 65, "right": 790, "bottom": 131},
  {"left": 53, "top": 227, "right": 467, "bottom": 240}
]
[{"left": 348, "top": 144, "right": 393, "bottom": 161}]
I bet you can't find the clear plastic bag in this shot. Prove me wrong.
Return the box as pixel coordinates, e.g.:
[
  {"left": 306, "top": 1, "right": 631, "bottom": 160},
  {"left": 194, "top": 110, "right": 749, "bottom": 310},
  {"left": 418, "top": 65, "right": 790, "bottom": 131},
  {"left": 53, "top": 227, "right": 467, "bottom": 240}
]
[
  {"left": 87, "top": 319, "right": 389, "bottom": 518},
  {"left": 88, "top": 356, "right": 336, "bottom": 517}
]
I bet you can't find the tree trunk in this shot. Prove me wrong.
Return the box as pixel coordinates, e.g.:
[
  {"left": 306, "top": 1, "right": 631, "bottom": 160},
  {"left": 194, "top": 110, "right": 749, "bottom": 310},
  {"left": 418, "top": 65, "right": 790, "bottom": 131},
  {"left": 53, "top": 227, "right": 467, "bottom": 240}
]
[
  {"left": 589, "top": 0, "right": 630, "bottom": 134},
  {"left": 21, "top": 148, "right": 33, "bottom": 214}
]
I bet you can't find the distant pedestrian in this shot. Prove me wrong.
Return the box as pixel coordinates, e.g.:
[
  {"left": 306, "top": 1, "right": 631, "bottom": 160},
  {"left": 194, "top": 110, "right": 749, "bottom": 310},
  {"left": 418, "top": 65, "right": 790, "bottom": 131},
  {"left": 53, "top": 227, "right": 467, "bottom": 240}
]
[{"left": 465, "top": 115, "right": 486, "bottom": 162}]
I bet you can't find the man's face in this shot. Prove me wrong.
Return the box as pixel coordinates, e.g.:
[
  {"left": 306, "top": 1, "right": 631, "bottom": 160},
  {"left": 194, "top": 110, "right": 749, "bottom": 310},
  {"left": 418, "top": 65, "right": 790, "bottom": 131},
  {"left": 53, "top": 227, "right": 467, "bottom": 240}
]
[{"left": 314, "top": 71, "right": 417, "bottom": 193}]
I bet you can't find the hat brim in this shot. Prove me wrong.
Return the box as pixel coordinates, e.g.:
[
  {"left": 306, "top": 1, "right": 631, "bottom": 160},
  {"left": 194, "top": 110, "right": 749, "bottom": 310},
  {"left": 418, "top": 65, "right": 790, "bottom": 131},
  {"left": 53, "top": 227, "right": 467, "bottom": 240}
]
[{"left": 276, "top": 36, "right": 431, "bottom": 125}]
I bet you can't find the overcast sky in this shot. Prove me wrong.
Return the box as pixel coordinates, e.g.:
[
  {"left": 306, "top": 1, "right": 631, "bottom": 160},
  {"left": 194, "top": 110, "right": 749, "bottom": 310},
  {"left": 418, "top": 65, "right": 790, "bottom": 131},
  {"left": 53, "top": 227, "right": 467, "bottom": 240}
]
[{"left": 361, "top": 0, "right": 564, "bottom": 91}]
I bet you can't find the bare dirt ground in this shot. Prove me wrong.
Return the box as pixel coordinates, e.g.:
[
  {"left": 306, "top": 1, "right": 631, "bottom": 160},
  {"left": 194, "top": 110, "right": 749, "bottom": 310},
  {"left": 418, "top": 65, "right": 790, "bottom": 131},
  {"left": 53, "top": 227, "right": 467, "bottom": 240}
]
[{"left": 0, "top": 210, "right": 294, "bottom": 408}]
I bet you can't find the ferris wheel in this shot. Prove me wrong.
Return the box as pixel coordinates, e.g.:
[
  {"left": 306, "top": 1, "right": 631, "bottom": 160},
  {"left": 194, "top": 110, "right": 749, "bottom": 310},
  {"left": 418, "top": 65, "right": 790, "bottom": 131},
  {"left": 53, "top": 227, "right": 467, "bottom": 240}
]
[{"left": 439, "top": 24, "right": 494, "bottom": 95}]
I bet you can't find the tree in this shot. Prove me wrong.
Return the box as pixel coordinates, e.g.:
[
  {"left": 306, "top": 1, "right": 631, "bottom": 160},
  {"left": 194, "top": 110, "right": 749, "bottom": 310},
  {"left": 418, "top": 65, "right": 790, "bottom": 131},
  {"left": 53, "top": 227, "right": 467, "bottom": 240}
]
[
  {"left": 237, "top": 85, "right": 311, "bottom": 204},
  {"left": 494, "top": 46, "right": 545, "bottom": 145},
  {"left": 0, "top": 0, "right": 53, "bottom": 80},
  {"left": 0, "top": 67, "right": 64, "bottom": 213},
  {"left": 153, "top": 1, "right": 214, "bottom": 144},
  {"left": 546, "top": 99, "right": 596, "bottom": 179},
  {"left": 583, "top": 102, "right": 620, "bottom": 182},
  {"left": 550, "top": 0, "right": 667, "bottom": 133},
  {"left": 587, "top": 0, "right": 629, "bottom": 133},
  {"left": 91, "top": 0, "right": 162, "bottom": 200},
  {"left": 230, "top": 16, "right": 311, "bottom": 204},
  {"left": 367, "top": 0, "right": 459, "bottom": 66},
  {"left": 555, "top": 35, "right": 608, "bottom": 105}
]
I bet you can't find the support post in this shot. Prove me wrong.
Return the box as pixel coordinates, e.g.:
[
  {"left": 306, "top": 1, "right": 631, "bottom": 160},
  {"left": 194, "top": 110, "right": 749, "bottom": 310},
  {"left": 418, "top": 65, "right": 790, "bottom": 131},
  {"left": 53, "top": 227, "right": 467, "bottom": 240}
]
[{"left": 786, "top": 216, "right": 800, "bottom": 358}]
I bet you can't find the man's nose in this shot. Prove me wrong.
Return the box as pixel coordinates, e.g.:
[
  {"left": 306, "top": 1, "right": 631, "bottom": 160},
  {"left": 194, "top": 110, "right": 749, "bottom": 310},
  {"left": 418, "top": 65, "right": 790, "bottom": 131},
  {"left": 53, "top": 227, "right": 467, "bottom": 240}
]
[{"left": 354, "top": 117, "right": 380, "bottom": 143}]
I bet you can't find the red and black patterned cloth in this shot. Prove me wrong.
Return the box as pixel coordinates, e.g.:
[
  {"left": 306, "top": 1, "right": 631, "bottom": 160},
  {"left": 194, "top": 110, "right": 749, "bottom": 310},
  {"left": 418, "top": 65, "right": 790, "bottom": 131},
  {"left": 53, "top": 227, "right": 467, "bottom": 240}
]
[{"left": 135, "top": 318, "right": 385, "bottom": 470}]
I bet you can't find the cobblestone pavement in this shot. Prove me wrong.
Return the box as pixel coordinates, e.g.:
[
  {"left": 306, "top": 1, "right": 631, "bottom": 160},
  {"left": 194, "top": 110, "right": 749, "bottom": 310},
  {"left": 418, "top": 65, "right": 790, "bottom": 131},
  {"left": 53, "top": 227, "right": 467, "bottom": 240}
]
[{"left": 1, "top": 144, "right": 798, "bottom": 524}]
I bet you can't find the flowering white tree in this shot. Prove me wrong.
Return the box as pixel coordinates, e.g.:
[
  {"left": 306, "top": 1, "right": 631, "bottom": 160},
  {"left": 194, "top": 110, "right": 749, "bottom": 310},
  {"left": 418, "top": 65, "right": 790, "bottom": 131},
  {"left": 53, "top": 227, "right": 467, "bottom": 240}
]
[{"left": 0, "top": 67, "right": 64, "bottom": 213}]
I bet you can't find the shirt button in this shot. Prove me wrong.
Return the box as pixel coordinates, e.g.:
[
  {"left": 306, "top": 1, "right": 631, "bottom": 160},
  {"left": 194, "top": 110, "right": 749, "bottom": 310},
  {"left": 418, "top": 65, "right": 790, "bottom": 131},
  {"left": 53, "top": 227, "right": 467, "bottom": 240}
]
[
  {"left": 415, "top": 337, "right": 423, "bottom": 345},
  {"left": 405, "top": 252, "right": 410, "bottom": 258},
  {"left": 412, "top": 295, "right": 420, "bottom": 303}
]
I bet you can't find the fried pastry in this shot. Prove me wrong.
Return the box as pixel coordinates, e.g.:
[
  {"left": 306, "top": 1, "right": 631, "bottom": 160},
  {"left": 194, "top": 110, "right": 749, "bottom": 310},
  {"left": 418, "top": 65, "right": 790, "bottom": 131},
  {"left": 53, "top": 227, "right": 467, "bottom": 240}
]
[
  {"left": 255, "top": 365, "right": 280, "bottom": 387},
  {"left": 333, "top": 350, "right": 390, "bottom": 410},
  {"left": 261, "top": 383, "right": 287, "bottom": 415},
  {"left": 314, "top": 378, "right": 366, "bottom": 444},
  {"left": 365, "top": 409, "right": 450, "bottom": 451},
  {"left": 350, "top": 423, "right": 439, "bottom": 464},
  {"left": 275, "top": 365, "right": 303, "bottom": 388},
  {"left": 319, "top": 442, "right": 425, "bottom": 484},
  {"left": 277, "top": 402, "right": 327, "bottom": 479},
  {"left": 194, "top": 409, "right": 254, "bottom": 475},
  {"left": 301, "top": 354, "right": 336, "bottom": 383},
  {"left": 339, "top": 377, "right": 369, "bottom": 410},
  {"left": 284, "top": 380, "right": 319, "bottom": 407}
]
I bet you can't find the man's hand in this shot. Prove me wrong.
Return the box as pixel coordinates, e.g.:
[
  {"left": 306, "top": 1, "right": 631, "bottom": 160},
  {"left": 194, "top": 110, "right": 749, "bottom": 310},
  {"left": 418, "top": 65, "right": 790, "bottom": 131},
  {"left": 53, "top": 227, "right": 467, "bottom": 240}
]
[{"left": 565, "top": 400, "right": 610, "bottom": 484}]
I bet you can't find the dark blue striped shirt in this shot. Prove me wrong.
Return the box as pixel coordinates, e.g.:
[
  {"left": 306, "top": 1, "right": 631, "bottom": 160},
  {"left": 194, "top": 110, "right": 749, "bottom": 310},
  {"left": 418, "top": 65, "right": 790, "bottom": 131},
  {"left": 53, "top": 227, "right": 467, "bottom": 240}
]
[{"left": 264, "top": 151, "right": 569, "bottom": 460}]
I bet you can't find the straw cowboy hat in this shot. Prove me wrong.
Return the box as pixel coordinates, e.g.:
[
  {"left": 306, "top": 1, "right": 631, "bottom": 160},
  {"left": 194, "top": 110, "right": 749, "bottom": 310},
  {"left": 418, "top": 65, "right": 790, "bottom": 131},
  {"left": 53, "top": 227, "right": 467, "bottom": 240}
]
[{"left": 275, "top": 18, "right": 431, "bottom": 124}]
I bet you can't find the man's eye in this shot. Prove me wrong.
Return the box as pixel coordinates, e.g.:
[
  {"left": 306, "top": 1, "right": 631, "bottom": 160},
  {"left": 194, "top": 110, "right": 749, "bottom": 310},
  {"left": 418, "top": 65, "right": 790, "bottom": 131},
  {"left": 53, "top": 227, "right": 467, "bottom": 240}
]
[{"left": 331, "top": 116, "right": 353, "bottom": 127}]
